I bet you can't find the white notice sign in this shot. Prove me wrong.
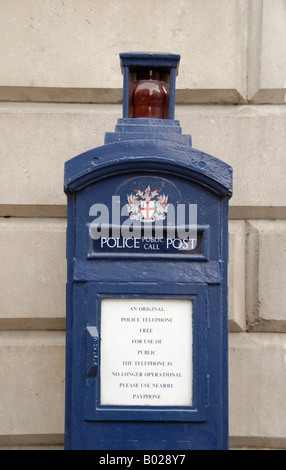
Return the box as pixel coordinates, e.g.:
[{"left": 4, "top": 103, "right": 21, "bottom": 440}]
[{"left": 100, "top": 298, "right": 193, "bottom": 407}]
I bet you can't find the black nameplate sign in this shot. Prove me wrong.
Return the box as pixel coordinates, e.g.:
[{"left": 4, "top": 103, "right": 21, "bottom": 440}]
[{"left": 89, "top": 227, "right": 208, "bottom": 258}]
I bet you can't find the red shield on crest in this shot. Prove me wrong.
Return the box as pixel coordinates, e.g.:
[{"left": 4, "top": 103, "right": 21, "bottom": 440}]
[{"left": 140, "top": 200, "right": 155, "bottom": 220}]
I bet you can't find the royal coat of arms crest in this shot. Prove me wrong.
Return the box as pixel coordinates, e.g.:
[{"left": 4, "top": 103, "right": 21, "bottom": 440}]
[{"left": 127, "top": 186, "right": 169, "bottom": 222}]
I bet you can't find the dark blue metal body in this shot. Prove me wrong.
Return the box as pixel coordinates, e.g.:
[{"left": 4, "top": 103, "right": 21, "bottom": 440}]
[{"left": 64, "top": 53, "right": 232, "bottom": 450}]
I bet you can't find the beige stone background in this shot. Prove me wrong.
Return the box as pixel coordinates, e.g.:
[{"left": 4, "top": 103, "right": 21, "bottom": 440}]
[{"left": 0, "top": 0, "right": 285, "bottom": 450}]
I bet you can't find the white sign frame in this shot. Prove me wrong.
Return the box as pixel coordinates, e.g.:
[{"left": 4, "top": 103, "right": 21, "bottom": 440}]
[{"left": 100, "top": 298, "right": 193, "bottom": 407}]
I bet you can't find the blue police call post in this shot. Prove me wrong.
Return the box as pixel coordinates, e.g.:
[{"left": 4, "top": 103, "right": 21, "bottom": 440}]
[{"left": 64, "top": 52, "right": 232, "bottom": 450}]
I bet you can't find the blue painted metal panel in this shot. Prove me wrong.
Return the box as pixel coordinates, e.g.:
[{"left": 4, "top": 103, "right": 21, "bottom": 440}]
[{"left": 84, "top": 283, "right": 208, "bottom": 423}]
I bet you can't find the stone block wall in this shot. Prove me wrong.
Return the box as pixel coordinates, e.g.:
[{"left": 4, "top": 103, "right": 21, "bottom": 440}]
[{"left": 0, "top": 0, "right": 285, "bottom": 449}]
